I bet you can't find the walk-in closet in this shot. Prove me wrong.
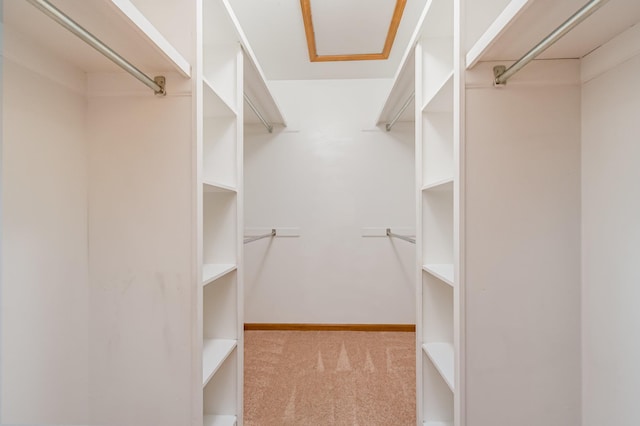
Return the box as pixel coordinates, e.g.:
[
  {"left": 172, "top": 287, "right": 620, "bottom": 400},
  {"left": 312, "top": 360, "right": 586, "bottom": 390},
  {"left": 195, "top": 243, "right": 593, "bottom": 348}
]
[{"left": 1, "top": 0, "right": 639, "bottom": 425}]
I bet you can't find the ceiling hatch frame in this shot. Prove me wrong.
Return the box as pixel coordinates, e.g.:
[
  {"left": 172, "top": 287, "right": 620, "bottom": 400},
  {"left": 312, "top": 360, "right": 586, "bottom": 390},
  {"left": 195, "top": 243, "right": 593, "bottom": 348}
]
[{"left": 300, "top": 0, "right": 407, "bottom": 62}]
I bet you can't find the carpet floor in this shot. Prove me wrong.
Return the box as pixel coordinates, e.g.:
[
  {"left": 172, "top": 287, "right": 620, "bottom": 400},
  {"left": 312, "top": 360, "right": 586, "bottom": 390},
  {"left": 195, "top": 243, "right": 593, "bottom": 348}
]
[{"left": 244, "top": 330, "right": 416, "bottom": 425}]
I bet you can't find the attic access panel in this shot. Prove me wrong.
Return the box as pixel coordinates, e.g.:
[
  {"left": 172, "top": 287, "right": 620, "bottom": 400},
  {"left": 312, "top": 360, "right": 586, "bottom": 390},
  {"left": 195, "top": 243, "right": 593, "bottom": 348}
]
[{"left": 301, "top": 0, "right": 407, "bottom": 61}]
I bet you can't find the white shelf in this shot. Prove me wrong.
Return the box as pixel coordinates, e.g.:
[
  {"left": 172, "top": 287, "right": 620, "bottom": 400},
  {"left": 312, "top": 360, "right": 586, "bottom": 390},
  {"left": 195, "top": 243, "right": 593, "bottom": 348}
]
[
  {"left": 204, "top": 78, "right": 237, "bottom": 118},
  {"left": 466, "top": 0, "right": 640, "bottom": 68},
  {"left": 422, "top": 178, "right": 453, "bottom": 192},
  {"left": 242, "top": 52, "right": 288, "bottom": 127},
  {"left": 215, "top": 0, "right": 287, "bottom": 127},
  {"left": 424, "top": 422, "right": 453, "bottom": 426},
  {"left": 376, "top": 47, "right": 416, "bottom": 125},
  {"left": 422, "top": 343, "right": 454, "bottom": 392},
  {"left": 203, "top": 415, "right": 237, "bottom": 426},
  {"left": 422, "top": 71, "right": 454, "bottom": 113},
  {"left": 465, "top": 0, "right": 530, "bottom": 68},
  {"left": 203, "top": 264, "right": 237, "bottom": 287},
  {"left": 203, "top": 339, "right": 237, "bottom": 387},
  {"left": 5, "top": 0, "right": 191, "bottom": 77},
  {"left": 203, "top": 181, "right": 237, "bottom": 193},
  {"left": 423, "top": 264, "right": 454, "bottom": 287},
  {"left": 376, "top": 0, "right": 455, "bottom": 124}
]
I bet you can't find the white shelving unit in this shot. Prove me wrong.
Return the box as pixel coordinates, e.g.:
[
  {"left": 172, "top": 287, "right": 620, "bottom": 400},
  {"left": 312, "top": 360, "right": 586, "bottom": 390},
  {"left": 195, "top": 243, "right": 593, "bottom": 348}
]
[
  {"left": 417, "top": 2, "right": 459, "bottom": 421},
  {"left": 198, "top": 0, "right": 242, "bottom": 423},
  {"left": 377, "top": 0, "right": 461, "bottom": 424},
  {"left": 197, "top": 1, "right": 285, "bottom": 425}
]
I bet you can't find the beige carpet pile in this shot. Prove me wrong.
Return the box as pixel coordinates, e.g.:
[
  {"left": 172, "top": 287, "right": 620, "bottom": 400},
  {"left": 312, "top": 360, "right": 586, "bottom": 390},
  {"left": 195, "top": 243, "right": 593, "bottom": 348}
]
[{"left": 244, "top": 330, "right": 416, "bottom": 425}]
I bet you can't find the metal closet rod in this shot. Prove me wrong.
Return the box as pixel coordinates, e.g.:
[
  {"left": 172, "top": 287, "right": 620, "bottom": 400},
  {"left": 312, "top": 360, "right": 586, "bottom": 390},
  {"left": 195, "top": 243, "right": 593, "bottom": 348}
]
[
  {"left": 244, "top": 229, "right": 276, "bottom": 244},
  {"left": 244, "top": 93, "right": 274, "bottom": 133},
  {"left": 386, "top": 91, "right": 415, "bottom": 131},
  {"left": 26, "top": 0, "right": 166, "bottom": 95},
  {"left": 386, "top": 228, "right": 416, "bottom": 244},
  {"left": 494, "top": 0, "right": 608, "bottom": 85}
]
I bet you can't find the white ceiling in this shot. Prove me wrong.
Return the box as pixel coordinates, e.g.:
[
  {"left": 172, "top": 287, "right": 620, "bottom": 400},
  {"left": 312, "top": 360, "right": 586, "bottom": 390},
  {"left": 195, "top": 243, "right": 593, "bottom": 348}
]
[{"left": 228, "top": 0, "right": 427, "bottom": 80}]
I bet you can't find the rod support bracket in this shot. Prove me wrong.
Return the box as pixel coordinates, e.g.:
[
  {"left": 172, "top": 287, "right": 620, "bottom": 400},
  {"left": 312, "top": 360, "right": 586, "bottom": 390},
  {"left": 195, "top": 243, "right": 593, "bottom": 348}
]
[
  {"left": 154, "top": 76, "right": 167, "bottom": 96},
  {"left": 493, "top": 66, "right": 507, "bottom": 87}
]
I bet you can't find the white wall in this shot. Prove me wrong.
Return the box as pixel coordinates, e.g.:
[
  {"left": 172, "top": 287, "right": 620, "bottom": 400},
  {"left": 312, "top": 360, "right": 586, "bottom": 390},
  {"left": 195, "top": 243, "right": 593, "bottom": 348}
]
[
  {"left": 465, "top": 61, "right": 582, "bottom": 426},
  {"left": 1, "top": 21, "right": 195, "bottom": 425},
  {"left": 87, "top": 75, "right": 194, "bottom": 426},
  {"left": 1, "top": 31, "right": 89, "bottom": 424},
  {"left": 581, "top": 25, "right": 640, "bottom": 426},
  {"left": 244, "top": 79, "right": 415, "bottom": 324}
]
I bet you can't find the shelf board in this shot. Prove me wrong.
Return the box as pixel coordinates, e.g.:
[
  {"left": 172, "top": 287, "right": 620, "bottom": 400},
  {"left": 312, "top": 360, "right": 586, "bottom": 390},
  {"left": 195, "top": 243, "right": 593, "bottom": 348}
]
[
  {"left": 424, "top": 422, "right": 453, "bottom": 426},
  {"left": 376, "top": 0, "right": 456, "bottom": 124},
  {"left": 422, "top": 342, "right": 454, "bottom": 392},
  {"left": 203, "top": 78, "right": 237, "bottom": 118},
  {"left": 5, "top": 0, "right": 191, "bottom": 77},
  {"left": 216, "top": 0, "right": 287, "bottom": 127},
  {"left": 376, "top": 49, "right": 416, "bottom": 125},
  {"left": 422, "top": 71, "right": 454, "bottom": 113},
  {"left": 203, "top": 339, "right": 237, "bottom": 388},
  {"left": 203, "top": 415, "right": 237, "bottom": 426},
  {"left": 243, "top": 51, "right": 288, "bottom": 127},
  {"left": 466, "top": 0, "right": 530, "bottom": 68},
  {"left": 203, "top": 264, "right": 237, "bottom": 287},
  {"left": 422, "top": 178, "right": 454, "bottom": 192},
  {"left": 203, "top": 181, "right": 237, "bottom": 193},
  {"left": 466, "top": 0, "right": 640, "bottom": 68},
  {"left": 423, "top": 264, "right": 454, "bottom": 287}
]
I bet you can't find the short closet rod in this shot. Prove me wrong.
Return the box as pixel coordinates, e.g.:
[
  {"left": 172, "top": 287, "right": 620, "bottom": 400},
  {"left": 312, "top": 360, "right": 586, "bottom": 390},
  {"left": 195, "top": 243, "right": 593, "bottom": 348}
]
[
  {"left": 386, "top": 92, "right": 415, "bottom": 131},
  {"left": 244, "top": 93, "right": 273, "bottom": 133},
  {"left": 386, "top": 228, "right": 415, "bottom": 244},
  {"left": 26, "top": 0, "right": 166, "bottom": 95},
  {"left": 494, "top": 0, "right": 608, "bottom": 85},
  {"left": 244, "top": 229, "right": 276, "bottom": 244}
]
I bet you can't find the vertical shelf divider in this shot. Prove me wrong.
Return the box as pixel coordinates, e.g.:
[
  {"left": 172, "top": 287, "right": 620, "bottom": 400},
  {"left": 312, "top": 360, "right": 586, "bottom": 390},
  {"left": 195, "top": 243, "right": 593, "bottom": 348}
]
[
  {"left": 415, "top": 0, "right": 461, "bottom": 425},
  {"left": 198, "top": 1, "right": 242, "bottom": 424}
]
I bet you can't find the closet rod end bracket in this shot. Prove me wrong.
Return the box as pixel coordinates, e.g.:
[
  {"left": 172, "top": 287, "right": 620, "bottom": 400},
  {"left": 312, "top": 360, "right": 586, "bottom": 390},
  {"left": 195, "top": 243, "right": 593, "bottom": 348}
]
[
  {"left": 493, "top": 66, "right": 507, "bottom": 87},
  {"left": 154, "top": 76, "right": 167, "bottom": 96}
]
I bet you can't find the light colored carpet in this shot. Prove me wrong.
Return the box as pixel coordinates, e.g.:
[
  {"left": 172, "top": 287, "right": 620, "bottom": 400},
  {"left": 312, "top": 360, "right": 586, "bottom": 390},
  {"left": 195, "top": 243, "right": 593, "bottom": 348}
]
[{"left": 244, "top": 330, "right": 416, "bottom": 425}]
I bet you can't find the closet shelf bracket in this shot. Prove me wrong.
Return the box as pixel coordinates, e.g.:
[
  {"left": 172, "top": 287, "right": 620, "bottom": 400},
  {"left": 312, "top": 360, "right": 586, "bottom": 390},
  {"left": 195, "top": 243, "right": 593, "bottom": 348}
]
[
  {"left": 26, "top": 0, "right": 167, "bottom": 96},
  {"left": 244, "top": 93, "right": 273, "bottom": 133},
  {"left": 493, "top": 0, "right": 609, "bottom": 86},
  {"left": 244, "top": 229, "right": 276, "bottom": 244},
  {"left": 386, "top": 92, "right": 415, "bottom": 131},
  {"left": 386, "top": 228, "right": 416, "bottom": 244}
]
